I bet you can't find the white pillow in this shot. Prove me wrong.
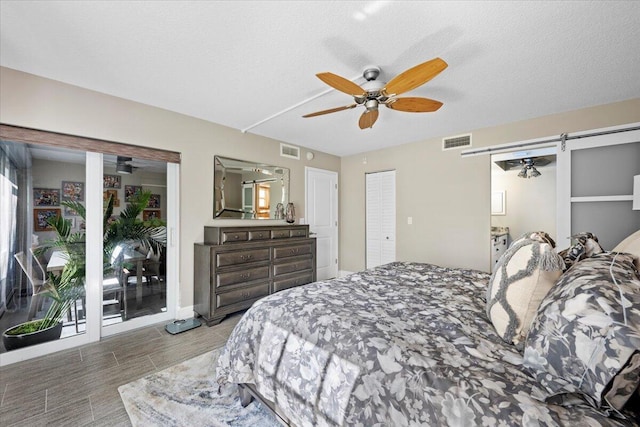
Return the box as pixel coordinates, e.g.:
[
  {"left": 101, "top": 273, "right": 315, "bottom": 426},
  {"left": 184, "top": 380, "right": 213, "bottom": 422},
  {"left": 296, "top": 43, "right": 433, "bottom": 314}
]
[
  {"left": 486, "top": 236, "right": 564, "bottom": 348},
  {"left": 613, "top": 229, "right": 640, "bottom": 271}
]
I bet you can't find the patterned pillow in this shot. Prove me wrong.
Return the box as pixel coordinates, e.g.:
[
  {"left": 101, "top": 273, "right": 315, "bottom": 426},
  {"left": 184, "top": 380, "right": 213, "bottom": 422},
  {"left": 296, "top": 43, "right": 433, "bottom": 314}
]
[
  {"left": 486, "top": 234, "right": 564, "bottom": 348},
  {"left": 523, "top": 252, "right": 640, "bottom": 412},
  {"left": 558, "top": 232, "right": 605, "bottom": 270}
]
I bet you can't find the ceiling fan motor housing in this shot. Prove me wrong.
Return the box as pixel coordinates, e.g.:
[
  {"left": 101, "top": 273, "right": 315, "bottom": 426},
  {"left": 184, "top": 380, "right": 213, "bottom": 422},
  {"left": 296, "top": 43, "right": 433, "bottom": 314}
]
[{"left": 362, "top": 66, "right": 381, "bottom": 81}]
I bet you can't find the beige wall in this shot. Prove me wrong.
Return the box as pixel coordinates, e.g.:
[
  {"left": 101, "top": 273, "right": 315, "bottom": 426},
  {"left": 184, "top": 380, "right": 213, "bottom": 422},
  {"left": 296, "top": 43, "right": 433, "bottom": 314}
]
[
  {"left": 0, "top": 66, "right": 341, "bottom": 310},
  {"left": 340, "top": 98, "right": 640, "bottom": 273}
]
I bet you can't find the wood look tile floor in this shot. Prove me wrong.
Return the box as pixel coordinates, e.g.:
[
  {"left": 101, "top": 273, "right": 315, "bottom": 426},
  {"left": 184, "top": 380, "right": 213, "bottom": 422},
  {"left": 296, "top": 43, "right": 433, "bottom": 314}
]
[{"left": 0, "top": 313, "right": 242, "bottom": 426}]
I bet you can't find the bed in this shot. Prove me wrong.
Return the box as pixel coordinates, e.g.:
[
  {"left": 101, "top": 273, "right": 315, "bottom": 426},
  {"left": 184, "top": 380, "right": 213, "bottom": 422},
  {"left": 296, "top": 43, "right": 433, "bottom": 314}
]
[{"left": 216, "top": 232, "right": 640, "bottom": 426}]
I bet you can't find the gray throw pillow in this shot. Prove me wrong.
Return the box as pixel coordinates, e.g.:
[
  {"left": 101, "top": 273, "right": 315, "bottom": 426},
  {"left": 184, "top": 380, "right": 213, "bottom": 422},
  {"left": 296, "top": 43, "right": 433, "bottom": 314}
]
[{"left": 523, "top": 252, "right": 640, "bottom": 413}]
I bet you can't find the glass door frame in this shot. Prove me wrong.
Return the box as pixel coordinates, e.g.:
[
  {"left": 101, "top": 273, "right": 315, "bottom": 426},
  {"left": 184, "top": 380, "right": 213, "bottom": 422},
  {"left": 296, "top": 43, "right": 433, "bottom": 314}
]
[{"left": 101, "top": 160, "right": 179, "bottom": 337}]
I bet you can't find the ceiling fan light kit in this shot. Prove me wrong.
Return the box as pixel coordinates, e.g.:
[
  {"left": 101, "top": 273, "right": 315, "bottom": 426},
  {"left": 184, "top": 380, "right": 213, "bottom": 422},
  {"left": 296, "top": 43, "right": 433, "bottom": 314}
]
[{"left": 303, "top": 57, "right": 448, "bottom": 129}]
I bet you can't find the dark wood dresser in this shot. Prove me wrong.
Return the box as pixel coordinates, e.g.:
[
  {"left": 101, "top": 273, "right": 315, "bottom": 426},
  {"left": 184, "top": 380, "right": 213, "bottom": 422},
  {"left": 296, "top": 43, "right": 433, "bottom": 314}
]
[{"left": 194, "top": 225, "right": 316, "bottom": 325}]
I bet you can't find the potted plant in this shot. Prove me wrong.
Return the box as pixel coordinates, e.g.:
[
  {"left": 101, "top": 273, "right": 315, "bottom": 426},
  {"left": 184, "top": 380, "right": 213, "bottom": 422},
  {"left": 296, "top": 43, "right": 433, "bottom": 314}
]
[
  {"left": 2, "top": 213, "right": 85, "bottom": 350},
  {"left": 2, "top": 190, "right": 166, "bottom": 351}
]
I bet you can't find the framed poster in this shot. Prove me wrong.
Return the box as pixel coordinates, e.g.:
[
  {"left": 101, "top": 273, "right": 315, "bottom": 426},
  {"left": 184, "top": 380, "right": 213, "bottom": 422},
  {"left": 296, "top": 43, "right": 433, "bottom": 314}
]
[
  {"left": 125, "top": 185, "right": 142, "bottom": 202},
  {"left": 103, "top": 174, "right": 122, "bottom": 189},
  {"left": 34, "top": 208, "right": 61, "bottom": 231},
  {"left": 33, "top": 188, "right": 60, "bottom": 206},
  {"left": 64, "top": 204, "right": 82, "bottom": 216},
  {"left": 147, "top": 194, "right": 161, "bottom": 208},
  {"left": 143, "top": 210, "right": 161, "bottom": 221},
  {"left": 103, "top": 189, "right": 120, "bottom": 207},
  {"left": 61, "top": 181, "right": 84, "bottom": 201}
]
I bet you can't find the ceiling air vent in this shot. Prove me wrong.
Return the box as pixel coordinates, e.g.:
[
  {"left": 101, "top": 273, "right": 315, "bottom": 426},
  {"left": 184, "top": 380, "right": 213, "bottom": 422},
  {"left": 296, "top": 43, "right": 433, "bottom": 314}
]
[
  {"left": 442, "top": 134, "right": 472, "bottom": 151},
  {"left": 280, "top": 143, "right": 300, "bottom": 160}
]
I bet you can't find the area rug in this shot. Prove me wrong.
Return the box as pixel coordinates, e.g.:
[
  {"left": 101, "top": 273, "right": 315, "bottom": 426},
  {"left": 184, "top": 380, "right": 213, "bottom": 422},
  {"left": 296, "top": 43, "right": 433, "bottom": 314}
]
[{"left": 118, "top": 348, "right": 279, "bottom": 426}]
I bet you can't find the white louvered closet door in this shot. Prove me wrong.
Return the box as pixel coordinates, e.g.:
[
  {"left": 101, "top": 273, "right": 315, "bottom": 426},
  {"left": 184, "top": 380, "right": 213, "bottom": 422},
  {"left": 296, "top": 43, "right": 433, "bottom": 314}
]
[{"left": 366, "top": 170, "right": 396, "bottom": 269}]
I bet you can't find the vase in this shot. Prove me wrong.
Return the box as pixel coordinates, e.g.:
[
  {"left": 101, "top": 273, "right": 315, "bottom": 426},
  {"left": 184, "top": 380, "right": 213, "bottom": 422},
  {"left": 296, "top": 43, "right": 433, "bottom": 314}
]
[
  {"left": 2, "top": 321, "right": 63, "bottom": 351},
  {"left": 285, "top": 203, "right": 295, "bottom": 223},
  {"left": 275, "top": 203, "right": 284, "bottom": 220}
]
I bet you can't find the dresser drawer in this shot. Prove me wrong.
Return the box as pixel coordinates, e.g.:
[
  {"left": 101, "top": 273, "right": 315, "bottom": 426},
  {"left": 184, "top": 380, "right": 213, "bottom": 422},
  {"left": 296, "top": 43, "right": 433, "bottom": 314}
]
[
  {"left": 222, "top": 231, "right": 248, "bottom": 243},
  {"left": 273, "top": 272, "right": 313, "bottom": 293},
  {"left": 216, "top": 266, "right": 270, "bottom": 287},
  {"left": 290, "top": 228, "right": 307, "bottom": 238},
  {"left": 273, "top": 257, "right": 313, "bottom": 276},
  {"left": 271, "top": 228, "right": 291, "bottom": 239},
  {"left": 248, "top": 230, "right": 270, "bottom": 241},
  {"left": 273, "top": 244, "right": 312, "bottom": 259},
  {"left": 216, "top": 248, "right": 270, "bottom": 267},
  {"left": 216, "top": 282, "right": 269, "bottom": 308}
]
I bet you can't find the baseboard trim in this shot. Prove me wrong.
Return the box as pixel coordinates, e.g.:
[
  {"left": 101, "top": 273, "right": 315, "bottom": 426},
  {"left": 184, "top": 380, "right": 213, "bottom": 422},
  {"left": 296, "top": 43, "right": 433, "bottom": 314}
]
[
  {"left": 176, "top": 305, "right": 195, "bottom": 320},
  {"left": 338, "top": 270, "right": 355, "bottom": 278}
]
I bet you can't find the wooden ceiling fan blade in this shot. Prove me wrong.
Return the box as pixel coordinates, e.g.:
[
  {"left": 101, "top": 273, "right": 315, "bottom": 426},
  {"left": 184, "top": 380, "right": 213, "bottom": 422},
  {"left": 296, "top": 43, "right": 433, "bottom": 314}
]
[
  {"left": 302, "top": 104, "right": 357, "bottom": 118},
  {"left": 316, "top": 72, "right": 366, "bottom": 96},
  {"left": 383, "top": 57, "right": 448, "bottom": 96},
  {"left": 386, "top": 97, "right": 443, "bottom": 112},
  {"left": 359, "top": 109, "right": 379, "bottom": 129}
]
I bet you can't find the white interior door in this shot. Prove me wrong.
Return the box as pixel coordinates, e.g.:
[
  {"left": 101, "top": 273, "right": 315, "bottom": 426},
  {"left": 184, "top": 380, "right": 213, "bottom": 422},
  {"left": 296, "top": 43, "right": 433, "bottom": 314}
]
[
  {"left": 305, "top": 167, "right": 338, "bottom": 280},
  {"left": 366, "top": 170, "right": 396, "bottom": 269}
]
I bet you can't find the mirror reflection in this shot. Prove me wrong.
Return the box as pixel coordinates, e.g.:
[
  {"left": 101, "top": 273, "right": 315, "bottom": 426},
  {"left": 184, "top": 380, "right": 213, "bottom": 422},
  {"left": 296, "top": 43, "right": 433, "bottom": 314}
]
[{"left": 214, "top": 156, "right": 290, "bottom": 219}]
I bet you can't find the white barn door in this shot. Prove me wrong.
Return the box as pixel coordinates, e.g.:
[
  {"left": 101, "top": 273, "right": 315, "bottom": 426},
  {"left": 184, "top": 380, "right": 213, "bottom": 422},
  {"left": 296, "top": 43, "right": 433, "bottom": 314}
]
[
  {"left": 305, "top": 167, "right": 338, "bottom": 280},
  {"left": 366, "top": 170, "right": 396, "bottom": 269},
  {"left": 557, "top": 125, "right": 640, "bottom": 250}
]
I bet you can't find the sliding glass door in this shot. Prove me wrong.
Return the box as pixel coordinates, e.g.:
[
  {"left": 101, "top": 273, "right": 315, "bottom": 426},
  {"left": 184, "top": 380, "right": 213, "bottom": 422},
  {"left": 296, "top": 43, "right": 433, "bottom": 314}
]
[
  {"left": 0, "top": 126, "right": 180, "bottom": 364},
  {"left": 0, "top": 141, "right": 90, "bottom": 358},
  {"left": 100, "top": 154, "right": 178, "bottom": 336}
]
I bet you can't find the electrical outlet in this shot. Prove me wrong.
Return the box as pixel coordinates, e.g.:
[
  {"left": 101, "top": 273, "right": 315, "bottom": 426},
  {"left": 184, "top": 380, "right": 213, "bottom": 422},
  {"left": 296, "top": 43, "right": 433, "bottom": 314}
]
[{"left": 407, "top": 217, "right": 413, "bottom": 225}]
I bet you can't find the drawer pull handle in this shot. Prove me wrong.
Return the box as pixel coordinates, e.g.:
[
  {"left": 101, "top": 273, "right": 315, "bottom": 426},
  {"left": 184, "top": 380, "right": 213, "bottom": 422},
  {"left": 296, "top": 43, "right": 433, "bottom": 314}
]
[
  {"left": 234, "top": 235, "right": 239, "bottom": 240},
  {"left": 241, "top": 273, "right": 252, "bottom": 279},
  {"left": 241, "top": 291, "right": 251, "bottom": 299},
  {"left": 240, "top": 254, "right": 253, "bottom": 260}
]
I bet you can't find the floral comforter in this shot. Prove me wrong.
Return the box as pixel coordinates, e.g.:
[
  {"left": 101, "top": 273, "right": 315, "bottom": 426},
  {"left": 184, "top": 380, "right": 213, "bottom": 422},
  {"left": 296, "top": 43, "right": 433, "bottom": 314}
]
[{"left": 216, "top": 262, "right": 637, "bottom": 426}]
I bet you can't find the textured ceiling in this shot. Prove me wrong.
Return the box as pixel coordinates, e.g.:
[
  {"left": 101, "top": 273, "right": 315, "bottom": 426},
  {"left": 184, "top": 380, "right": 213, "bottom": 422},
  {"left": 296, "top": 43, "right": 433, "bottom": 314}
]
[{"left": 1, "top": 1, "right": 639, "bottom": 157}]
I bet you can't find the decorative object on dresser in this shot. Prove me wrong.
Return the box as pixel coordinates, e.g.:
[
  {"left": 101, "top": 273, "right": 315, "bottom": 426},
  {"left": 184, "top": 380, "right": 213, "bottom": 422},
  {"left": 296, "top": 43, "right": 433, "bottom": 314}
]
[
  {"left": 194, "top": 225, "right": 316, "bottom": 326},
  {"left": 285, "top": 202, "right": 295, "bottom": 223}
]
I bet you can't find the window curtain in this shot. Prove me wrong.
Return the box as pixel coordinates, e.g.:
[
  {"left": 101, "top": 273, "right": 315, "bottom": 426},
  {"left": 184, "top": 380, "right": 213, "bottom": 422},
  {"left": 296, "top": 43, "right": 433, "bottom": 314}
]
[{"left": 0, "top": 143, "right": 18, "bottom": 315}]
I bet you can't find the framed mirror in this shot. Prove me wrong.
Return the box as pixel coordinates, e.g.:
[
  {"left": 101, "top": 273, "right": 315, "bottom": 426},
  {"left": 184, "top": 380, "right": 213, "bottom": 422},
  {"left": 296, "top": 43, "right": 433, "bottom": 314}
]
[{"left": 214, "top": 156, "right": 290, "bottom": 219}]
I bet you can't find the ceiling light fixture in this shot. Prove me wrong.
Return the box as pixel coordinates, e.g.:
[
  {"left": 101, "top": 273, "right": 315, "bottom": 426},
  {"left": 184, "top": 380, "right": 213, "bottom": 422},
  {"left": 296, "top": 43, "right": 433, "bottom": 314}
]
[
  {"left": 116, "top": 163, "right": 132, "bottom": 174},
  {"left": 517, "top": 167, "right": 528, "bottom": 178},
  {"left": 529, "top": 167, "right": 541, "bottom": 178},
  {"left": 518, "top": 158, "right": 542, "bottom": 179},
  {"left": 116, "top": 156, "right": 133, "bottom": 174}
]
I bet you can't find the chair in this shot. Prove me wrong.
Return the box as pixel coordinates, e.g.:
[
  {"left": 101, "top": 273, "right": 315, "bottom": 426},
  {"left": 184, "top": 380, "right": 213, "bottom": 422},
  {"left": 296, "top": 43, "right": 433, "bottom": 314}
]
[
  {"left": 29, "top": 246, "right": 49, "bottom": 281},
  {"left": 103, "top": 272, "right": 128, "bottom": 320},
  {"left": 32, "top": 247, "right": 87, "bottom": 331},
  {"left": 13, "top": 252, "right": 47, "bottom": 320},
  {"left": 107, "top": 244, "right": 129, "bottom": 319},
  {"left": 143, "top": 247, "right": 163, "bottom": 293}
]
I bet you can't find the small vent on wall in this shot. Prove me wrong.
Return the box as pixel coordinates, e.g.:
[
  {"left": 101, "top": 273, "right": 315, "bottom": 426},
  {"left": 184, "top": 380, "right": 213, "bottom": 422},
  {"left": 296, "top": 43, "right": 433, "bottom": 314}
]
[
  {"left": 442, "top": 134, "right": 472, "bottom": 150},
  {"left": 280, "top": 143, "right": 300, "bottom": 160}
]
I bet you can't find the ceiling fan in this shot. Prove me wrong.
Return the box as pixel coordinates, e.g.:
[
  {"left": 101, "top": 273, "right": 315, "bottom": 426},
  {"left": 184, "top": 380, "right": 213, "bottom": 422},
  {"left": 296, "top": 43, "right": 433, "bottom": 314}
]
[
  {"left": 115, "top": 156, "right": 135, "bottom": 174},
  {"left": 303, "top": 57, "right": 448, "bottom": 129}
]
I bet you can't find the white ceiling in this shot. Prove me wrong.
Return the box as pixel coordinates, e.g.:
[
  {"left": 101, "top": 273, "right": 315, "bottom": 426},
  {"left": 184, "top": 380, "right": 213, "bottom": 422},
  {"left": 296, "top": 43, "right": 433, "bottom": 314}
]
[{"left": 2, "top": 1, "right": 639, "bottom": 157}]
